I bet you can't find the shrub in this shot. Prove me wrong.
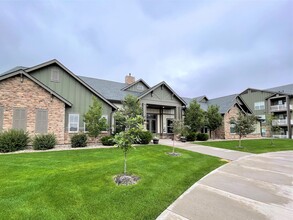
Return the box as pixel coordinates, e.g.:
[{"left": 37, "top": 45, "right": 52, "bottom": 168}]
[
  {"left": 135, "top": 130, "right": 153, "bottom": 144},
  {"left": 33, "top": 133, "right": 57, "bottom": 150},
  {"left": 0, "top": 129, "right": 30, "bottom": 153},
  {"left": 186, "top": 132, "right": 196, "bottom": 141},
  {"left": 101, "top": 136, "right": 116, "bottom": 146},
  {"left": 196, "top": 133, "right": 209, "bottom": 141},
  {"left": 71, "top": 133, "right": 88, "bottom": 148}
]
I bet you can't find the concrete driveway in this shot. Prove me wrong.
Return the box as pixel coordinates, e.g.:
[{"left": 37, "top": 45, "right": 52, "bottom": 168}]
[{"left": 157, "top": 141, "right": 293, "bottom": 220}]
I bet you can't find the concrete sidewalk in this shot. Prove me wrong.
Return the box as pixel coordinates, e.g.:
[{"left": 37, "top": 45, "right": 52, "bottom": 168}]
[
  {"left": 156, "top": 144, "right": 293, "bottom": 220},
  {"left": 159, "top": 139, "right": 252, "bottom": 161}
]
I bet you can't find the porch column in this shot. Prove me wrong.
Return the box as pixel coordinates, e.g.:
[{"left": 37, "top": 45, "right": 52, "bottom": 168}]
[
  {"left": 286, "top": 96, "right": 292, "bottom": 139},
  {"left": 142, "top": 103, "right": 147, "bottom": 130}
]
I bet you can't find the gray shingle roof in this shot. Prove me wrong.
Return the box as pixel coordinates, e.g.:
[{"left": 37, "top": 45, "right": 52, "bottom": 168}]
[
  {"left": 266, "top": 84, "right": 293, "bottom": 95},
  {"left": 183, "top": 94, "right": 239, "bottom": 114},
  {"left": 79, "top": 76, "right": 143, "bottom": 101},
  {"left": 1, "top": 66, "right": 27, "bottom": 75}
]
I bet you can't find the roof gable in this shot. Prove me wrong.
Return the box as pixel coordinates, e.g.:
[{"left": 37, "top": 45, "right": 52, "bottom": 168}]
[
  {"left": 122, "top": 79, "right": 150, "bottom": 92},
  {"left": 0, "top": 70, "right": 72, "bottom": 106},
  {"left": 138, "top": 81, "right": 187, "bottom": 106},
  {"left": 25, "top": 59, "right": 117, "bottom": 109}
]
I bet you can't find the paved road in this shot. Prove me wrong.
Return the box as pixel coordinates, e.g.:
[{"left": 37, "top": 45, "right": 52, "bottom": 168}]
[{"left": 157, "top": 140, "right": 293, "bottom": 220}]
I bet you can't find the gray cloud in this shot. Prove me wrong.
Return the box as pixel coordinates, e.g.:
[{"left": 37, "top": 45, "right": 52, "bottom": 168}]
[{"left": 0, "top": 0, "right": 292, "bottom": 99}]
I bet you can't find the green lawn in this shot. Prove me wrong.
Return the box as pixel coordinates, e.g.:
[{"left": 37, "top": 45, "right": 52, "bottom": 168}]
[
  {"left": 0, "top": 145, "right": 225, "bottom": 220},
  {"left": 198, "top": 139, "right": 293, "bottom": 154}
]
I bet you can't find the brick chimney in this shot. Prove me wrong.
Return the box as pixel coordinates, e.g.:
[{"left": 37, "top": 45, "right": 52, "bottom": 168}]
[{"left": 125, "top": 73, "right": 135, "bottom": 84}]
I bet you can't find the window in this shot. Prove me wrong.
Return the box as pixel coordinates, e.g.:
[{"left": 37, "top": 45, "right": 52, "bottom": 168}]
[
  {"left": 13, "top": 108, "right": 27, "bottom": 131},
  {"left": 0, "top": 107, "right": 3, "bottom": 131},
  {"left": 68, "top": 114, "right": 79, "bottom": 132},
  {"left": 51, "top": 67, "right": 60, "bottom": 82},
  {"left": 254, "top": 101, "right": 265, "bottom": 110},
  {"left": 35, "top": 109, "right": 48, "bottom": 133},
  {"left": 102, "top": 115, "right": 108, "bottom": 123},
  {"left": 230, "top": 123, "right": 236, "bottom": 134},
  {"left": 137, "top": 85, "right": 144, "bottom": 91}
]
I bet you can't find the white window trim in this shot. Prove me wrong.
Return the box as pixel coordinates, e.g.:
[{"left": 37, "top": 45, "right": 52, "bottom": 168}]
[
  {"left": 68, "top": 114, "right": 79, "bottom": 133},
  {"left": 230, "top": 123, "right": 236, "bottom": 134},
  {"left": 254, "top": 101, "right": 265, "bottom": 110}
]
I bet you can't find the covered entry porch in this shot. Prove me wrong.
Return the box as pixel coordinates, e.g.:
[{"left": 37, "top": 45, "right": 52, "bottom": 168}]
[{"left": 142, "top": 104, "right": 184, "bottom": 138}]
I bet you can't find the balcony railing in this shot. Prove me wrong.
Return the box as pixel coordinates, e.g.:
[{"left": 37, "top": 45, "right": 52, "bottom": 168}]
[
  {"left": 270, "top": 104, "right": 293, "bottom": 111},
  {"left": 272, "top": 134, "right": 293, "bottom": 139},
  {"left": 272, "top": 119, "right": 293, "bottom": 126}
]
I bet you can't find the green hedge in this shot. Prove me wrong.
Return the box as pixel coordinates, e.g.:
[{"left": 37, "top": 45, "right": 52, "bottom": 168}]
[
  {"left": 196, "top": 133, "right": 209, "bottom": 141},
  {"left": 71, "top": 133, "right": 87, "bottom": 148},
  {"left": 101, "top": 136, "right": 116, "bottom": 146},
  {"left": 186, "top": 132, "right": 197, "bottom": 141},
  {"left": 0, "top": 129, "right": 30, "bottom": 153},
  {"left": 135, "top": 130, "right": 153, "bottom": 144},
  {"left": 33, "top": 133, "right": 57, "bottom": 150}
]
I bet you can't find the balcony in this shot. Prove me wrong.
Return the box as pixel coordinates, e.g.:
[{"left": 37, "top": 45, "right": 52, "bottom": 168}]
[
  {"left": 272, "top": 119, "right": 293, "bottom": 126},
  {"left": 270, "top": 104, "right": 293, "bottom": 112}
]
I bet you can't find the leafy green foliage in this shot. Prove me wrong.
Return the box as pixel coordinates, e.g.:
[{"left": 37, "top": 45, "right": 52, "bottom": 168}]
[
  {"left": 0, "top": 129, "right": 30, "bottom": 152},
  {"left": 71, "top": 133, "right": 87, "bottom": 148},
  {"left": 114, "top": 94, "right": 143, "bottom": 133},
  {"left": 230, "top": 113, "right": 258, "bottom": 147},
  {"left": 184, "top": 99, "right": 204, "bottom": 132},
  {"left": 266, "top": 114, "right": 281, "bottom": 145},
  {"left": 84, "top": 97, "right": 108, "bottom": 139},
  {"left": 186, "top": 132, "right": 197, "bottom": 141},
  {"left": 196, "top": 133, "right": 209, "bottom": 141},
  {"left": 101, "top": 136, "right": 116, "bottom": 146},
  {"left": 33, "top": 133, "right": 57, "bottom": 150},
  {"left": 205, "top": 105, "right": 222, "bottom": 139},
  {"left": 134, "top": 130, "right": 153, "bottom": 144}
]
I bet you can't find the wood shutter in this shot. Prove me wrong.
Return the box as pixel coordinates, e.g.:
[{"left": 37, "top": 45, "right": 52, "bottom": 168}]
[
  {"left": 35, "top": 109, "right": 48, "bottom": 133},
  {"left": 13, "top": 108, "right": 27, "bottom": 131}
]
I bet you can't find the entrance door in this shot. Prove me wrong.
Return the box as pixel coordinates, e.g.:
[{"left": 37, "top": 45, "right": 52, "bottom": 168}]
[{"left": 147, "top": 114, "right": 157, "bottom": 133}]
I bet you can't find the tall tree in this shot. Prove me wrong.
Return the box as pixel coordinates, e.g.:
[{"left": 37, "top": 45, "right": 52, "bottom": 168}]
[
  {"left": 114, "top": 94, "right": 143, "bottom": 133},
  {"left": 230, "top": 113, "right": 258, "bottom": 147},
  {"left": 206, "top": 105, "right": 222, "bottom": 139},
  {"left": 84, "top": 97, "right": 108, "bottom": 141},
  {"left": 184, "top": 99, "right": 204, "bottom": 132}
]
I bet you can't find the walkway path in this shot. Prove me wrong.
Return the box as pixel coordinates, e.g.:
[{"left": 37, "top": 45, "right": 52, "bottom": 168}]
[
  {"left": 159, "top": 139, "right": 252, "bottom": 161},
  {"left": 157, "top": 140, "right": 293, "bottom": 220}
]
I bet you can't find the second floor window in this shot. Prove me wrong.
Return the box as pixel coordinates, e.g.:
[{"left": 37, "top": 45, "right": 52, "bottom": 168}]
[{"left": 254, "top": 101, "right": 265, "bottom": 110}]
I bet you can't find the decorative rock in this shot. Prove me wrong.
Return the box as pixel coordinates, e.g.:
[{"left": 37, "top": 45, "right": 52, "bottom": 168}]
[
  {"left": 114, "top": 174, "right": 140, "bottom": 186},
  {"left": 166, "top": 152, "right": 182, "bottom": 157}
]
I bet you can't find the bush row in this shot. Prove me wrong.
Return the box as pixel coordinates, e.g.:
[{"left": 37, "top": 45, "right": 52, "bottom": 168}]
[{"left": 185, "top": 132, "right": 209, "bottom": 141}]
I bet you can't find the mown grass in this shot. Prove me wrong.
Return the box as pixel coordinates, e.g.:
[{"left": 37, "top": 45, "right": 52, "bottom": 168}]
[
  {"left": 0, "top": 145, "right": 225, "bottom": 220},
  {"left": 198, "top": 139, "right": 293, "bottom": 154}
]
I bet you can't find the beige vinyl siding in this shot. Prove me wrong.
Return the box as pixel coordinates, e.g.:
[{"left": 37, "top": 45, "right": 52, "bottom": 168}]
[
  {"left": 13, "top": 108, "right": 27, "bottom": 131},
  {"left": 35, "top": 109, "right": 48, "bottom": 133},
  {"left": 0, "top": 107, "right": 3, "bottom": 131}
]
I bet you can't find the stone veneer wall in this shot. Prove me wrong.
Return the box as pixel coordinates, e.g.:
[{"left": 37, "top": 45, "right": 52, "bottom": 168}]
[
  {"left": 0, "top": 76, "right": 66, "bottom": 144},
  {"left": 223, "top": 105, "right": 261, "bottom": 139}
]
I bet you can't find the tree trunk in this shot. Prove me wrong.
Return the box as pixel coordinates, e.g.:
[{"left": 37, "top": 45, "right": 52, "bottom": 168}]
[
  {"left": 124, "top": 151, "right": 127, "bottom": 175},
  {"left": 173, "top": 134, "right": 175, "bottom": 153}
]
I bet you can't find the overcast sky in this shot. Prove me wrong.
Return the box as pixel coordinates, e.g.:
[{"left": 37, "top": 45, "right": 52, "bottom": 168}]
[{"left": 1, "top": 0, "right": 292, "bottom": 98}]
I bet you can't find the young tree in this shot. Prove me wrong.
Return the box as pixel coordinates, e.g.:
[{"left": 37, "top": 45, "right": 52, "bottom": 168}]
[
  {"left": 171, "top": 119, "right": 187, "bottom": 154},
  {"left": 230, "top": 113, "right": 258, "bottom": 147},
  {"left": 206, "top": 105, "right": 222, "bottom": 139},
  {"left": 114, "top": 94, "right": 143, "bottom": 133},
  {"left": 84, "top": 97, "right": 108, "bottom": 141},
  {"left": 184, "top": 99, "right": 204, "bottom": 132},
  {"left": 113, "top": 95, "right": 144, "bottom": 175},
  {"left": 114, "top": 115, "right": 143, "bottom": 174},
  {"left": 266, "top": 114, "right": 281, "bottom": 145}
]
